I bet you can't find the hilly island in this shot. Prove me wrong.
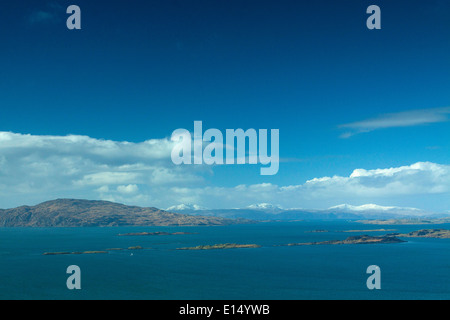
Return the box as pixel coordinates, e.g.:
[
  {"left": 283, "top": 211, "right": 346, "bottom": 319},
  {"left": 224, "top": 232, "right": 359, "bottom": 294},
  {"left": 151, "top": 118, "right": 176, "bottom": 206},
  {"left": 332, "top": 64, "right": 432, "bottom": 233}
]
[{"left": 0, "top": 199, "right": 251, "bottom": 227}]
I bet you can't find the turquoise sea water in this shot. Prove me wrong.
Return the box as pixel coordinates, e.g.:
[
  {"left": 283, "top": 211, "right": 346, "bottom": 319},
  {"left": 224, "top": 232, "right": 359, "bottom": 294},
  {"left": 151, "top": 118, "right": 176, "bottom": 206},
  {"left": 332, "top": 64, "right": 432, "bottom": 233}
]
[{"left": 1, "top": 221, "right": 449, "bottom": 300}]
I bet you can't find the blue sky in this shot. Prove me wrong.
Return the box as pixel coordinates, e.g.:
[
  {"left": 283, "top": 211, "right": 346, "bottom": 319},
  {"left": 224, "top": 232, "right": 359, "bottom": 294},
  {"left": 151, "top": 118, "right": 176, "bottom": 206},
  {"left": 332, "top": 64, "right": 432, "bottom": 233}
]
[{"left": 0, "top": 0, "right": 449, "bottom": 211}]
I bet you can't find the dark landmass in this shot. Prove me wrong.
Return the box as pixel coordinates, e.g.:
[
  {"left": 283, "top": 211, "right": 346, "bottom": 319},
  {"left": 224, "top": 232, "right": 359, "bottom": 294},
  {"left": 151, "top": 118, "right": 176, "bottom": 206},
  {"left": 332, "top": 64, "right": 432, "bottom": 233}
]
[
  {"left": 43, "top": 250, "right": 108, "bottom": 255},
  {"left": 0, "top": 199, "right": 253, "bottom": 227},
  {"left": 358, "top": 218, "right": 450, "bottom": 225},
  {"left": 118, "top": 231, "right": 195, "bottom": 236},
  {"left": 43, "top": 245, "right": 144, "bottom": 255},
  {"left": 287, "top": 235, "right": 406, "bottom": 246},
  {"left": 342, "top": 229, "right": 396, "bottom": 232},
  {"left": 177, "top": 243, "right": 261, "bottom": 250},
  {"left": 388, "top": 229, "right": 450, "bottom": 239},
  {"left": 307, "top": 228, "right": 396, "bottom": 233},
  {"left": 180, "top": 235, "right": 406, "bottom": 250}
]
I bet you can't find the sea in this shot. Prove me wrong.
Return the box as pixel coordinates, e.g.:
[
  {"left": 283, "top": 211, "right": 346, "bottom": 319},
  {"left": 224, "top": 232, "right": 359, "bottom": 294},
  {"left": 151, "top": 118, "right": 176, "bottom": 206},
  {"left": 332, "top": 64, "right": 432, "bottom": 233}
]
[{"left": 1, "top": 220, "right": 449, "bottom": 300}]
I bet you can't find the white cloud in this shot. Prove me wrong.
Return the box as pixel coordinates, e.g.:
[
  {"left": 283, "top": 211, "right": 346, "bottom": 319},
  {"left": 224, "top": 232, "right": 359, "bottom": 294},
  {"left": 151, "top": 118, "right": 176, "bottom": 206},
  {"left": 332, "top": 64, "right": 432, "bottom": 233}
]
[
  {"left": 163, "top": 162, "right": 450, "bottom": 211},
  {"left": 116, "top": 184, "right": 139, "bottom": 194},
  {"left": 302, "top": 162, "right": 450, "bottom": 196},
  {"left": 96, "top": 185, "right": 109, "bottom": 193},
  {"left": 339, "top": 107, "right": 450, "bottom": 138},
  {"left": 75, "top": 172, "right": 141, "bottom": 186}
]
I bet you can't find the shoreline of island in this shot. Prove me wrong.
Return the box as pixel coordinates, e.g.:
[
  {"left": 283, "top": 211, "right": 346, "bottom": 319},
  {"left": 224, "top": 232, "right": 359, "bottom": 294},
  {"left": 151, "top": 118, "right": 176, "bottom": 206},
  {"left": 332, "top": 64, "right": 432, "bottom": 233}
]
[{"left": 42, "top": 227, "right": 450, "bottom": 255}]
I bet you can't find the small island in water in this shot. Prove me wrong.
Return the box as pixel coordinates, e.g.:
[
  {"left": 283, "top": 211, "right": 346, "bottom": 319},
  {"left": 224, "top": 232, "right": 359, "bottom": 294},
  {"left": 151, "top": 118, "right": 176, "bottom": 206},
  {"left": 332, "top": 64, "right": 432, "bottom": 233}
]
[
  {"left": 43, "top": 250, "right": 108, "bottom": 255},
  {"left": 118, "top": 231, "right": 195, "bottom": 236},
  {"left": 43, "top": 246, "right": 144, "bottom": 255},
  {"left": 388, "top": 229, "right": 450, "bottom": 239},
  {"left": 358, "top": 218, "right": 450, "bottom": 225},
  {"left": 287, "top": 235, "right": 406, "bottom": 246},
  {"left": 177, "top": 243, "right": 261, "bottom": 250}
]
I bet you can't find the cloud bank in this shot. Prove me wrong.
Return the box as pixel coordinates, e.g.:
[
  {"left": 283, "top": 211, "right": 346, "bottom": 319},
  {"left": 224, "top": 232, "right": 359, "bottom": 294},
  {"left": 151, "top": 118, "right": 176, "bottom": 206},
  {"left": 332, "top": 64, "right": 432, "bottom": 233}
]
[
  {"left": 165, "top": 162, "right": 450, "bottom": 210},
  {"left": 0, "top": 131, "right": 202, "bottom": 207},
  {"left": 0, "top": 131, "right": 449, "bottom": 211}
]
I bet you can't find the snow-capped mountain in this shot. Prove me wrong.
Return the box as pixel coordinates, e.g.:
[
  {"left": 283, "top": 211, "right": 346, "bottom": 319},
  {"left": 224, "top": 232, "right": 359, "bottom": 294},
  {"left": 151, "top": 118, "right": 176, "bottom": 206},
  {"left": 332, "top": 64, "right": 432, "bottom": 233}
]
[
  {"left": 166, "top": 202, "right": 443, "bottom": 221},
  {"left": 246, "top": 203, "right": 284, "bottom": 211},
  {"left": 166, "top": 204, "right": 208, "bottom": 212},
  {"left": 328, "top": 204, "right": 426, "bottom": 216}
]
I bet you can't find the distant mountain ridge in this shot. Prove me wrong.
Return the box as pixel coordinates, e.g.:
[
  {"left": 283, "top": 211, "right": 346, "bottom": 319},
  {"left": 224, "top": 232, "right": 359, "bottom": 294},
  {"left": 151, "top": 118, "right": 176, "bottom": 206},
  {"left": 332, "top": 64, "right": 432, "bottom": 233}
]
[
  {"left": 166, "top": 203, "right": 208, "bottom": 211},
  {"left": 245, "top": 203, "right": 284, "bottom": 212},
  {"left": 329, "top": 204, "right": 425, "bottom": 215},
  {"left": 168, "top": 202, "right": 445, "bottom": 220},
  {"left": 0, "top": 199, "right": 250, "bottom": 227}
]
